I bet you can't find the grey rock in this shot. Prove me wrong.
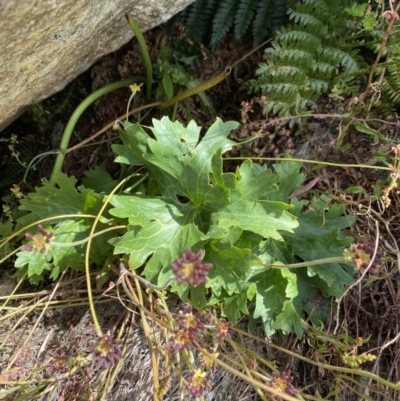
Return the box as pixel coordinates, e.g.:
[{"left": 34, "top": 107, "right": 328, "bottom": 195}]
[{"left": 0, "top": 0, "right": 195, "bottom": 130}]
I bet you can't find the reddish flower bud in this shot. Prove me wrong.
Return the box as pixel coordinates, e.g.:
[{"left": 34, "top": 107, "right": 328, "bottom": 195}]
[
  {"left": 215, "top": 318, "right": 232, "bottom": 342},
  {"left": 171, "top": 249, "right": 213, "bottom": 286},
  {"left": 350, "top": 243, "right": 383, "bottom": 274},
  {"left": 92, "top": 331, "right": 122, "bottom": 370},
  {"left": 268, "top": 370, "right": 298, "bottom": 399},
  {"left": 21, "top": 224, "right": 54, "bottom": 254}
]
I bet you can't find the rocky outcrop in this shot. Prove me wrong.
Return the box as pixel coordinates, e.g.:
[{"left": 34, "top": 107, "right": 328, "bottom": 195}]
[{"left": 0, "top": 0, "right": 195, "bottom": 129}]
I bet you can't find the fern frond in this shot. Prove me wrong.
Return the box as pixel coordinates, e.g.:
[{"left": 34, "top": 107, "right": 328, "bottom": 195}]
[
  {"left": 210, "top": 0, "right": 241, "bottom": 52},
  {"left": 171, "top": 0, "right": 289, "bottom": 51},
  {"left": 271, "top": 0, "right": 288, "bottom": 30},
  {"left": 318, "top": 47, "right": 360, "bottom": 72},
  {"left": 248, "top": 0, "right": 367, "bottom": 116},
  {"left": 345, "top": 3, "right": 378, "bottom": 31},
  {"left": 366, "top": 28, "right": 391, "bottom": 56},
  {"left": 362, "top": 14, "right": 377, "bottom": 31},
  {"left": 180, "top": 0, "right": 219, "bottom": 44},
  {"left": 277, "top": 28, "right": 322, "bottom": 50},
  {"left": 234, "top": 0, "right": 258, "bottom": 40},
  {"left": 306, "top": 78, "right": 329, "bottom": 94},
  {"left": 380, "top": 59, "right": 400, "bottom": 104},
  {"left": 311, "top": 62, "right": 337, "bottom": 80},
  {"left": 252, "top": 0, "right": 274, "bottom": 45},
  {"left": 289, "top": 11, "right": 322, "bottom": 28},
  {"left": 345, "top": 3, "right": 368, "bottom": 18},
  {"left": 265, "top": 46, "right": 315, "bottom": 71}
]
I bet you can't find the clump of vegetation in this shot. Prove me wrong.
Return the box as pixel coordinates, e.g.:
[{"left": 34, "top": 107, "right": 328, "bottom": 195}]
[
  {"left": 1, "top": 3, "right": 400, "bottom": 400},
  {"left": 248, "top": 0, "right": 400, "bottom": 119}
]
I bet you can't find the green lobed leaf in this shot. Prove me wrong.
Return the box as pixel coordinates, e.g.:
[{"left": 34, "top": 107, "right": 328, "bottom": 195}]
[
  {"left": 112, "top": 122, "right": 150, "bottom": 166},
  {"left": 17, "top": 174, "right": 84, "bottom": 225},
  {"left": 206, "top": 243, "right": 261, "bottom": 297},
  {"left": 214, "top": 161, "right": 298, "bottom": 240},
  {"left": 50, "top": 219, "right": 115, "bottom": 279},
  {"left": 17, "top": 172, "right": 105, "bottom": 226},
  {"left": 109, "top": 117, "right": 239, "bottom": 284},
  {"left": 234, "top": 160, "right": 280, "bottom": 201},
  {"left": 0, "top": 220, "right": 13, "bottom": 238},
  {"left": 251, "top": 268, "right": 288, "bottom": 326},
  {"left": 273, "top": 299, "right": 308, "bottom": 337},
  {"left": 282, "top": 198, "right": 355, "bottom": 290},
  {"left": 51, "top": 220, "right": 86, "bottom": 275},
  {"left": 215, "top": 199, "right": 297, "bottom": 240},
  {"left": 15, "top": 173, "right": 114, "bottom": 282},
  {"left": 290, "top": 231, "right": 354, "bottom": 291},
  {"left": 287, "top": 198, "right": 355, "bottom": 237},
  {"left": 15, "top": 251, "right": 52, "bottom": 282},
  {"left": 294, "top": 269, "right": 333, "bottom": 326},
  {"left": 223, "top": 291, "right": 249, "bottom": 324},
  {"left": 109, "top": 196, "right": 204, "bottom": 281},
  {"left": 144, "top": 118, "right": 237, "bottom": 201},
  {"left": 82, "top": 166, "right": 119, "bottom": 193},
  {"left": 189, "top": 285, "right": 208, "bottom": 309},
  {"left": 269, "top": 160, "right": 305, "bottom": 202}
]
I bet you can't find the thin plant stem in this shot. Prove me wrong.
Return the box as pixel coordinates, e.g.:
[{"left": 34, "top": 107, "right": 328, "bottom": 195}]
[
  {"left": 359, "top": 1, "right": 400, "bottom": 103},
  {"left": 234, "top": 327, "right": 400, "bottom": 392},
  {"left": 125, "top": 15, "right": 153, "bottom": 102},
  {"left": 85, "top": 173, "right": 147, "bottom": 335},
  {"left": 0, "top": 214, "right": 98, "bottom": 253},
  {"left": 49, "top": 76, "right": 144, "bottom": 185},
  {"left": 262, "top": 256, "right": 348, "bottom": 269},
  {"left": 49, "top": 225, "right": 126, "bottom": 248},
  {"left": 225, "top": 156, "right": 393, "bottom": 171},
  {"left": 158, "top": 69, "right": 229, "bottom": 110},
  {"left": 196, "top": 348, "right": 300, "bottom": 401},
  {"left": 133, "top": 276, "right": 161, "bottom": 401},
  {"left": 62, "top": 100, "right": 159, "bottom": 155},
  {"left": 119, "top": 263, "right": 175, "bottom": 290},
  {"left": 125, "top": 83, "right": 143, "bottom": 121}
]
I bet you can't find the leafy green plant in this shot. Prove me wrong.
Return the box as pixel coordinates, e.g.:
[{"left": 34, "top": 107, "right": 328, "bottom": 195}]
[
  {"left": 1, "top": 116, "right": 357, "bottom": 337},
  {"left": 248, "top": 0, "right": 367, "bottom": 116},
  {"left": 42, "top": 16, "right": 224, "bottom": 187},
  {"left": 153, "top": 47, "right": 215, "bottom": 120},
  {"left": 246, "top": 0, "right": 400, "bottom": 120},
  {"left": 347, "top": 1, "right": 400, "bottom": 120}
]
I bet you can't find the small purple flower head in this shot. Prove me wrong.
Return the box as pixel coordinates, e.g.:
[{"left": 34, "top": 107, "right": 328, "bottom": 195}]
[
  {"left": 166, "top": 304, "right": 205, "bottom": 352},
  {"left": 166, "top": 327, "right": 200, "bottom": 352},
  {"left": 186, "top": 369, "right": 212, "bottom": 398},
  {"left": 21, "top": 224, "right": 54, "bottom": 254},
  {"left": 215, "top": 318, "right": 232, "bottom": 342},
  {"left": 47, "top": 349, "right": 68, "bottom": 373},
  {"left": 349, "top": 243, "right": 383, "bottom": 274},
  {"left": 171, "top": 248, "right": 213, "bottom": 286},
  {"left": 178, "top": 304, "right": 205, "bottom": 334},
  {"left": 268, "top": 370, "right": 298, "bottom": 399},
  {"left": 92, "top": 331, "right": 122, "bottom": 370}
]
